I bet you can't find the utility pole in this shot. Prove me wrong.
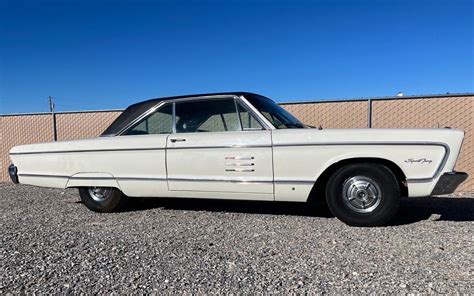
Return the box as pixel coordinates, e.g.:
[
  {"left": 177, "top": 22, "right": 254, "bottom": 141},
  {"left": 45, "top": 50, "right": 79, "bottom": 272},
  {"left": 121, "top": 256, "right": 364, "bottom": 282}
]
[{"left": 49, "top": 96, "right": 58, "bottom": 141}]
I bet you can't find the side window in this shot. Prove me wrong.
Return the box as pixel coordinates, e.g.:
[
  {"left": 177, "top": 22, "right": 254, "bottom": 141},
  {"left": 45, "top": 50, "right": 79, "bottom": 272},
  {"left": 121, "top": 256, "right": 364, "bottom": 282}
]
[
  {"left": 237, "top": 103, "right": 264, "bottom": 131},
  {"left": 123, "top": 104, "right": 173, "bottom": 135},
  {"left": 175, "top": 99, "right": 241, "bottom": 133}
]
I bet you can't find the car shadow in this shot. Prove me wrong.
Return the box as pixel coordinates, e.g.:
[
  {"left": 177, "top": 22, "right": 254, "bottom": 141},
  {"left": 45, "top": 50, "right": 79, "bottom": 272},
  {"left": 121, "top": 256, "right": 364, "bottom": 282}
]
[
  {"left": 127, "top": 198, "right": 334, "bottom": 218},
  {"left": 122, "top": 196, "right": 474, "bottom": 225},
  {"left": 390, "top": 196, "right": 474, "bottom": 225}
]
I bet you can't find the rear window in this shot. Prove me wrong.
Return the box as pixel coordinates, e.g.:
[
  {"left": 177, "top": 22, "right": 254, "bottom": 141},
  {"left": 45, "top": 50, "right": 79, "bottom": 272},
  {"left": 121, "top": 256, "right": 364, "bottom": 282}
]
[{"left": 101, "top": 100, "right": 160, "bottom": 136}]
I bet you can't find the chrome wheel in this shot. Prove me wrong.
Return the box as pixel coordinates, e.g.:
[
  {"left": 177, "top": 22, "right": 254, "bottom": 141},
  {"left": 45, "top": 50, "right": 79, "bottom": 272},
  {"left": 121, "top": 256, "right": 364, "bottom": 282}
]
[
  {"left": 88, "top": 187, "right": 112, "bottom": 202},
  {"left": 342, "top": 176, "right": 382, "bottom": 213}
]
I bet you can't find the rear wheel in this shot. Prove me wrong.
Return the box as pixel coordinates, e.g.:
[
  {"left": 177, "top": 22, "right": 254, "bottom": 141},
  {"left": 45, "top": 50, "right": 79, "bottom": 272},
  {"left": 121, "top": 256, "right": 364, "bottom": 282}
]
[
  {"left": 79, "top": 187, "right": 127, "bottom": 213},
  {"left": 325, "top": 163, "right": 400, "bottom": 227}
]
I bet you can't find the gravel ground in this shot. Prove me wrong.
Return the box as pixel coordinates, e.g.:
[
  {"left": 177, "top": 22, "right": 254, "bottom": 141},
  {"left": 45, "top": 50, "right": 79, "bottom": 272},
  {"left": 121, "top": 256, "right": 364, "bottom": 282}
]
[{"left": 1, "top": 183, "right": 473, "bottom": 294}]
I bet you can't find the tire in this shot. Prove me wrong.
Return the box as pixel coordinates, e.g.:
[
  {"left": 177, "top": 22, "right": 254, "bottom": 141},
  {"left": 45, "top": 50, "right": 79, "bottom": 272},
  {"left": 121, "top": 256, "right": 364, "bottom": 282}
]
[
  {"left": 325, "top": 163, "right": 400, "bottom": 227},
  {"left": 79, "top": 187, "right": 127, "bottom": 213}
]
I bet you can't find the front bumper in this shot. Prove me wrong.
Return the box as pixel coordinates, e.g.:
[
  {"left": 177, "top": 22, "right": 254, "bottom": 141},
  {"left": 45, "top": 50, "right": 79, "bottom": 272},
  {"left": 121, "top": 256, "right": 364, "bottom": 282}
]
[
  {"left": 431, "top": 171, "right": 468, "bottom": 195},
  {"left": 8, "top": 164, "right": 19, "bottom": 184}
]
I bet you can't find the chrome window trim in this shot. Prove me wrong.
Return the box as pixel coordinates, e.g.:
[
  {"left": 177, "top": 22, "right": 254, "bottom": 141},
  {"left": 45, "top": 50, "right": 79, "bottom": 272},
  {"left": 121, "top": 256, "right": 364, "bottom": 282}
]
[
  {"left": 116, "top": 101, "right": 167, "bottom": 136},
  {"left": 172, "top": 102, "right": 177, "bottom": 134},
  {"left": 234, "top": 99, "right": 243, "bottom": 131},
  {"left": 117, "top": 95, "right": 245, "bottom": 136},
  {"left": 238, "top": 95, "right": 276, "bottom": 130},
  {"left": 113, "top": 94, "right": 274, "bottom": 136},
  {"left": 172, "top": 95, "right": 272, "bottom": 133}
]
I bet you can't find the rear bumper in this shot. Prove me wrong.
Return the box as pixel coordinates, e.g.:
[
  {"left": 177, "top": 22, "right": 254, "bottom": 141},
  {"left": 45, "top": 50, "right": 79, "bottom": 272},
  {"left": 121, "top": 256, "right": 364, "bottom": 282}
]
[
  {"left": 431, "top": 171, "right": 468, "bottom": 195},
  {"left": 8, "top": 164, "right": 19, "bottom": 184}
]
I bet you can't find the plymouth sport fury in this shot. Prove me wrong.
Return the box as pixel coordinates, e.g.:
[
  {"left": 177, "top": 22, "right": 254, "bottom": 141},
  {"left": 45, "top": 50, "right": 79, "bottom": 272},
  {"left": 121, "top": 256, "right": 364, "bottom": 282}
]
[{"left": 8, "top": 92, "right": 468, "bottom": 226}]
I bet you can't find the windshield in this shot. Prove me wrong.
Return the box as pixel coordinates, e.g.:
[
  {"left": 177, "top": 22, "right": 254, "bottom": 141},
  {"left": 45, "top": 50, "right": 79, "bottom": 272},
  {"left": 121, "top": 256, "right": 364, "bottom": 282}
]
[{"left": 245, "top": 94, "right": 307, "bottom": 129}]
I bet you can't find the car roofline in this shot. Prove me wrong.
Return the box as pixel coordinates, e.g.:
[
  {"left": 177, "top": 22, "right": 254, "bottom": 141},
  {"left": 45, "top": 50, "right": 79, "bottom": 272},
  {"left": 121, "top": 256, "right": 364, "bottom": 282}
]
[{"left": 128, "top": 92, "right": 263, "bottom": 108}]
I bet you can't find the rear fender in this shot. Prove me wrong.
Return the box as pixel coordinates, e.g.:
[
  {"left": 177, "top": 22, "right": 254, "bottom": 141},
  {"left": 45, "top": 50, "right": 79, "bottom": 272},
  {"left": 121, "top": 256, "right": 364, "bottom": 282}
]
[{"left": 66, "top": 173, "right": 121, "bottom": 189}]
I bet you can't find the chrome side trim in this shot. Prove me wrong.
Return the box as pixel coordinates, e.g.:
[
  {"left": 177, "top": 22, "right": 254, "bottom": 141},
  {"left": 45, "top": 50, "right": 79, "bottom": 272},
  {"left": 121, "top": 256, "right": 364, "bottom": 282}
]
[
  {"left": 19, "top": 173, "right": 69, "bottom": 179},
  {"left": 18, "top": 173, "right": 167, "bottom": 181},
  {"left": 274, "top": 141, "right": 450, "bottom": 182},
  {"left": 19, "top": 174, "right": 316, "bottom": 185},
  {"left": 168, "top": 178, "right": 315, "bottom": 184},
  {"left": 72, "top": 176, "right": 167, "bottom": 181},
  {"left": 225, "top": 162, "right": 255, "bottom": 166},
  {"left": 274, "top": 180, "right": 315, "bottom": 185},
  {"left": 11, "top": 144, "right": 269, "bottom": 155},
  {"left": 10, "top": 147, "right": 165, "bottom": 155},
  {"left": 225, "top": 156, "right": 254, "bottom": 160},
  {"left": 168, "top": 177, "right": 273, "bottom": 184},
  {"left": 225, "top": 168, "right": 255, "bottom": 172},
  {"left": 116, "top": 177, "right": 167, "bottom": 181},
  {"left": 168, "top": 144, "right": 271, "bottom": 150}
]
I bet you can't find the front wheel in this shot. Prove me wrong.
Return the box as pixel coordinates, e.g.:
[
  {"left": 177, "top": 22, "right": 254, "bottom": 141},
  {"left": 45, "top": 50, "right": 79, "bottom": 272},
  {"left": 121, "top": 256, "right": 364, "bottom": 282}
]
[
  {"left": 326, "top": 163, "right": 400, "bottom": 227},
  {"left": 79, "top": 187, "right": 127, "bottom": 213}
]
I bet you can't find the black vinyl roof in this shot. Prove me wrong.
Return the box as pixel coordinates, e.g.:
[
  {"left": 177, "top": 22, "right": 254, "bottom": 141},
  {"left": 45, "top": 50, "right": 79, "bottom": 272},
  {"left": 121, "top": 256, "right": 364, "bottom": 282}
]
[
  {"left": 101, "top": 92, "right": 260, "bottom": 136},
  {"left": 128, "top": 91, "right": 258, "bottom": 108}
]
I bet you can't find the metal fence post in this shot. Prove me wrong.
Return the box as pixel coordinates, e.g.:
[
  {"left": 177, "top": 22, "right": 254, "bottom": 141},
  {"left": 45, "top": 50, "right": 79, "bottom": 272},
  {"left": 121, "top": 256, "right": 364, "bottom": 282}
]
[
  {"left": 49, "top": 96, "right": 57, "bottom": 141},
  {"left": 367, "top": 98, "right": 372, "bottom": 128},
  {"left": 52, "top": 112, "right": 57, "bottom": 141}
]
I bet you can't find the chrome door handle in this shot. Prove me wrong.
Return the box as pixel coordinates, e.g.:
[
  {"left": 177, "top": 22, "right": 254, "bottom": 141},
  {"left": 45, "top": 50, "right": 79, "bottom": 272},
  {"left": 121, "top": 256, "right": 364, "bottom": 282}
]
[{"left": 170, "top": 138, "right": 186, "bottom": 143}]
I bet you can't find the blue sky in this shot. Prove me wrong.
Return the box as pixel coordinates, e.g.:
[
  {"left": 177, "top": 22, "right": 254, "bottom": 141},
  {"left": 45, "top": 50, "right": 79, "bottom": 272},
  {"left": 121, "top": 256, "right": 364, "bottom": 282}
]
[{"left": 1, "top": 0, "right": 473, "bottom": 113}]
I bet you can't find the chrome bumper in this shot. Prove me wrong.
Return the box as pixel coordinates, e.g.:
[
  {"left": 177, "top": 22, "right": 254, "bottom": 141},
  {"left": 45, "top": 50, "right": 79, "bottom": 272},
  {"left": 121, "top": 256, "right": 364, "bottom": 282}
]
[
  {"left": 8, "top": 164, "right": 19, "bottom": 184},
  {"left": 431, "top": 171, "right": 468, "bottom": 195}
]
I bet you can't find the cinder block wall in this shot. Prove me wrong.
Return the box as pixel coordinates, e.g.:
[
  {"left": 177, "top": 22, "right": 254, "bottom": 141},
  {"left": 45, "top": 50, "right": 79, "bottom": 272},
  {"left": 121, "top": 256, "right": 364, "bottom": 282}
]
[{"left": 1, "top": 95, "right": 473, "bottom": 192}]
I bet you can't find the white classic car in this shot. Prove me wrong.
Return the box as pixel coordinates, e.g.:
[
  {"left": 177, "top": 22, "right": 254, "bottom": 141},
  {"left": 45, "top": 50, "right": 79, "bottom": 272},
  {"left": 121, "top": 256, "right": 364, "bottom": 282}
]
[{"left": 8, "top": 92, "right": 467, "bottom": 226}]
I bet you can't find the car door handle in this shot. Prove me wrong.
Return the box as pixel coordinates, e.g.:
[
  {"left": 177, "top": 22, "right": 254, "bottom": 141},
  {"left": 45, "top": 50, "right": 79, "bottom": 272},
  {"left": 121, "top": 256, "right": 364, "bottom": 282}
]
[{"left": 170, "top": 138, "right": 186, "bottom": 143}]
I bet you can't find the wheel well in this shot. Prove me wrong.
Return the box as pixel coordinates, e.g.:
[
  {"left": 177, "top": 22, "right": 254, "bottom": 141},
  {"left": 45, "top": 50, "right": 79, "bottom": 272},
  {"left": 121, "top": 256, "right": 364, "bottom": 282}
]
[{"left": 307, "top": 158, "right": 408, "bottom": 204}]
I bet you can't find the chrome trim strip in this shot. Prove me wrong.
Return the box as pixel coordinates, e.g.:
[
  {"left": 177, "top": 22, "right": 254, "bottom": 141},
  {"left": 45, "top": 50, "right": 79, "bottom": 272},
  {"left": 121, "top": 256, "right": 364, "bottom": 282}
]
[
  {"left": 19, "top": 174, "right": 316, "bottom": 185},
  {"left": 168, "top": 144, "right": 271, "bottom": 150},
  {"left": 71, "top": 176, "right": 115, "bottom": 180},
  {"left": 225, "top": 168, "right": 255, "bottom": 172},
  {"left": 225, "top": 162, "right": 255, "bottom": 166},
  {"left": 273, "top": 141, "right": 450, "bottom": 182},
  {"left": 18, "top": 173, "right": 167, "bottom": 181},
  {"left": 274, "top": 180, "right": 315, "bottom": 185},
  {"left": 168, "top": 177, "right": 273, "bottom": 184},
  {"left": 225, "top": 156, "right": 254, "bottom": 160},
  {"left": 71, "top": 176, "right": 166, "bottom": 181},
  {"left": 11, "top": 144, "right": 268, "bottom": 155},
  {"left": 19, "top": 173, "right": 69, "bottom": 179},
  {"left": 10, "top": 147, "right": 165, "bottom": 155},
  {"left": 116, "top": 177, "right": 167, "bottom": 181}
]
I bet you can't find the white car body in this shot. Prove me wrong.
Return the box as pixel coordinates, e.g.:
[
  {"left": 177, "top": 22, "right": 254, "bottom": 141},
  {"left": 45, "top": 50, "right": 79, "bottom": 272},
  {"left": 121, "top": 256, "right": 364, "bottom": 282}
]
[{"left": 8, "top": 92, "right": 466, "bottom": 203}]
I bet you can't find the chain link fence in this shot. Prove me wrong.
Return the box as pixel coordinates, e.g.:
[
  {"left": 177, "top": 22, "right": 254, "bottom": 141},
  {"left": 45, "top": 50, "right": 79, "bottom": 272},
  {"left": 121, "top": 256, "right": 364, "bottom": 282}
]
[{"left": 1, "top": 94, "right": 473, "bottom": 192}]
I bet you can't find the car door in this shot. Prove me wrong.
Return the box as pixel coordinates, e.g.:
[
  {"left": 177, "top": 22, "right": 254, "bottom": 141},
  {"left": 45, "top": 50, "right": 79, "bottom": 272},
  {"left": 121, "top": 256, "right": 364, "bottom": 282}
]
[{"left": 166, "top": 97, "right": 274, "bottom": 195}]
